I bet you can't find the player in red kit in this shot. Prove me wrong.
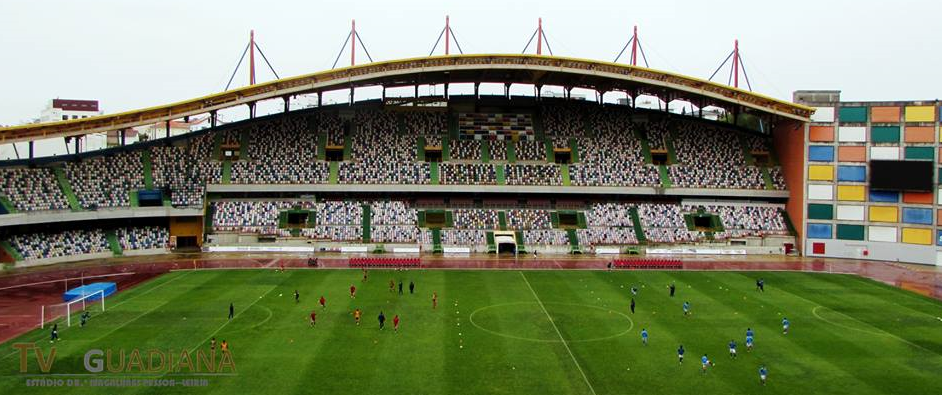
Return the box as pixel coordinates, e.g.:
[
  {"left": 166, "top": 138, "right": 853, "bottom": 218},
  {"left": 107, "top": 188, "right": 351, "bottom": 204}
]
[
  {"left": 310, "top": 310, "right": 316, "bottom": 327},
  {"left": 350, "top": 284, "right": 356, "bottom": 298},
  {"left": 393, "top": 315, "right": 400, "bottom": 332},
  {"left": 319, "top": 295, "right": 326, "bottom": 309}
]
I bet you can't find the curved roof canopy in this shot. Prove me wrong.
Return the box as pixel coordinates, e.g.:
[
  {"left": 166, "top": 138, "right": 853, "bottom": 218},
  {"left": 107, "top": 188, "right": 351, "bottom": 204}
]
[{"left": 0, "top": 54, "right": 813, "bottom": 144}]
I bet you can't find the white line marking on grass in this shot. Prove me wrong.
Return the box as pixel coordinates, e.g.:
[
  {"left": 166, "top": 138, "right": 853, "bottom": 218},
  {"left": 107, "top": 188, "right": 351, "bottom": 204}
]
[
  {"left": 520, "top": 271, "right": 598, "bottom": 395},
  {"left": 186, "top": 284, "right": 279, "bottom": 355}
]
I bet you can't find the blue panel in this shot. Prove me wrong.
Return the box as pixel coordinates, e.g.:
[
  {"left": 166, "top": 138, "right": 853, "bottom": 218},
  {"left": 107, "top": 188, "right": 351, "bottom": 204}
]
[
  {"left": 902, "top": 207, "right": 933, "bottom": 225},
  {"left": 869, "top": 190, "right": 899, "bottom": 203},
  {"left": 808, "top": 146, "right": 835, "bottom": 162},
  {"left": 836, "top": 165, "right": 866, "bottom": 182},
  {"left": 807, "top": 223, "right": 833, "bottom": 239},
  {"left": 63, "top": 282, "right": 117, "bottom": 302},
  {"left": 937, "top": 230, "right": 942, "bottom": 246}
]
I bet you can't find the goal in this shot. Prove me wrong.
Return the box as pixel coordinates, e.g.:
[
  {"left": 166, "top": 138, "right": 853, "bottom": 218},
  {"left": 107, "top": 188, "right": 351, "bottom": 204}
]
[{"left": 40, "top": 290, "right": 106, "bottom": 329}]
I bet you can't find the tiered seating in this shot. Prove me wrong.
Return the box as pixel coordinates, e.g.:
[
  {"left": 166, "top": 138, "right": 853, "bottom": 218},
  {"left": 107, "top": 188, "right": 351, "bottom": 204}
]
[
  {"left": 507, "top": 209, "right": 552, "bottom": 229},
  {"left": 315, "top": 113, "right": 345, "bottom": 145},
  {"left": 585, "top": 203, "right": 634, "bottom": 227},
  {"left": 212, "top": 200, "right": 314, "bottom": 234},
  {"left": 8, "top": 229, "right": 109, "bottom": 260},
  {"left": 441, "top": 163, "right": 496, "bottom": 185},
  {"left": 614, "top": 259, "right": 683, "bottom": 269},
  {"left": 341, "top": 117, "right": 427, "bottom": 184},
  {"left": 450, "top": 140, "right": 482, "bottom": 161},
  {"left": 402, "top": 111, "right": 446, "bottom": 135},
  {"left": 579, "top": 203, "right": 639, "bottom": 245},
  {"left": 370, "top": 201, "right": 419, "bottom": 243},
  {"left": 768, "top": 167, "right": 787, "bottom": 189},
  {"left": 0, "top": 167, "right": 69, "bottom": 212},
  {"left": 684, "top": 203, "right": 789, "bottom": 239},
  {"left": 636, "top": 203, "right": 696, "bottom": 244},
  {"left": 233, "top": 117, "right": 329, "bottom": 184},
  {"left": 116, "top": 226, "right": 169, "bottom": 250},
  {"left": 454, "top": 209, "right": 498, "bottom": 229},
  {"left": 437, "top": 229, "right": 487, "bottom": 245},
  {"left": 571, "top": 113, "right": 660, "bottom": 187},
  {"left": 522, "top": 229, "right": 569, "bottom": 245},
  {"left": 506, "top": 164, "right": 561, "bottom": 186},
  {"left": 669, "top": 123, "right": 766, "bottom": 189},
  {"left": 457, "top": 113, "right": 534, "bottom": 140},
  {"left": 643, "top": 121, "right": 670, "bottom": 150},
  {"left": 349, "top": 257, "right": 420, "bottom": 268},
  {"left": 302, "top": 226, "right": 361, "bottom": 241},
  {"left": 542, "top": 105, "right": 584, "bottom": 137},
  {"left": 577, "top": 227, "right": 638, "bottom": 245},
  {"left": 489, "top": 141, "right": 508, "bottom": 161},
  {"left": 515, "top": 140, "right": 545, "bottom": 161},
  {"left": 64, "top": 152, "right": 145, "bottom": 209},
  {"left": 184, "top": 133, "right": 222, "bottom": 206}
]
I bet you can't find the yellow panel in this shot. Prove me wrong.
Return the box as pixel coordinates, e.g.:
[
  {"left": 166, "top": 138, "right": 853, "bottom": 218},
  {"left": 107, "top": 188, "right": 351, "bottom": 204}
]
[
  {"left": 836, "top": 185, "right": 865, "bottom": 201},
  {"left": 901, "top": 228, "right": 932, "bottom": 245},
  {"left": 868, "top": 206, "right": 899, "bottom": 223},
  {"left": 808, "top": 165, "right": 834, "bottom": 181},
  {"left": 904, "top": 106, "right": 935, "bottom": 122}
]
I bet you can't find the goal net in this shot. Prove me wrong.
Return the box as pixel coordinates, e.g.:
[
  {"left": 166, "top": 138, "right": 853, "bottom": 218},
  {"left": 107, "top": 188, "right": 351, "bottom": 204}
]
[{"left": 41, "top": 290, "right": 106, "bottom": 329}]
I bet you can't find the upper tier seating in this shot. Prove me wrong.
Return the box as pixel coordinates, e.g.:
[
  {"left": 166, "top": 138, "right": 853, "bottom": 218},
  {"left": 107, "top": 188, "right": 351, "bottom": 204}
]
[
  {"left": 64, "top": 152, "right": 145, "bottom": 209},
  {"left": 441, "top": 163, "right": 496, "bottom": 185},
  {"left": 0, "top": 167, "right": 69, "bottom": 211}
]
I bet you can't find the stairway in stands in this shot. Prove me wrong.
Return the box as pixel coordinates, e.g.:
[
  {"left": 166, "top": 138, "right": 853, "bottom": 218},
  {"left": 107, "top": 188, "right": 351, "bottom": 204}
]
[
  {"left": 628, "top": 207, "right": 647, "bottom": 244},
  {"left": 105, "top": 231, "right": 123, "bottom": 256},
  {"left": 53, "top": 167, "right": 82, "bottom": 211}
]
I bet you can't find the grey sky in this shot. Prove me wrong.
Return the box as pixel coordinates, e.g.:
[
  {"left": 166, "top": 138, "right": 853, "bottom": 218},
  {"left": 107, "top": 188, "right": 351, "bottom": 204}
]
[{"left": 1, "top": 0, "right": 940, "bottom": 126}]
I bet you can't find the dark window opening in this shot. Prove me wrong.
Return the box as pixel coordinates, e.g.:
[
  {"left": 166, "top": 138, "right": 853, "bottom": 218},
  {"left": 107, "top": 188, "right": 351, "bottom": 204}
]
[
  {"left": 652, "top": 152, "right": 669, "bottom": 165},
  {"left": 554, "top": 150, "right": 572, "bottom": 164},
  {"left": 425, "top": 212, "right": 446, "bottom": 227},
  {"left": 425, "top": 149, "right": 443, "bottom": 163},
  {"left": 326, "top": 148, "right": 344, "bottom": 162}
]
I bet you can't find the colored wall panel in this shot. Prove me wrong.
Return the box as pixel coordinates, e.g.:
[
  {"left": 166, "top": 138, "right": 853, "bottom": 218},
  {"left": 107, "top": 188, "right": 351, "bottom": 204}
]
[
  {"left": 938, "top": 230, "right": 942, "bottom": 246},
  {"left": 836, "top": 165, "right": 865, "bottom": 182},
  {"left": 869, "top": 206, "right": 899, "bottom": 222},
  {"left": 901, "top": 227, "right": 932, "bottom": 245},
  {"left": 871, "top": 106, "right": 901, "bottom": 123},
  {"left": 938, "top": 209, "right": 942, "bottom": 225},
  {"left": 904, "top": 146, "right": 934, "bottom": 160},
  {"left": 809, "top": 165, "right": 834, "bottom": 181},
  {"left": 838, "top": 107, "right": 867, "bottom": 123},
  {"left": 811, "top": 107, "right": 835, "bottom": 123},
  {"left": 902, "top": 207, "right": 933, "bottom": 225},
  {"left": 809, "top": 126, "right": 834, "bottom": 142},
  {"left": 903, "top": 192, "right": 933, "bottom": 204},
  {"left": 837, "top": 185, "right": 865, "bottom": 201},
  {"left": 808, "top": 185, "right": 834, "bottom": 200},
  {"left": 807, "top": 204, "right": 834, "bottom": 220},
  {"left": 838, "top": 127, "right": 866, "bottom": 142},
  {"left": 868, "top": 226, "right": 897, "bottom": 242},
  {"left": 870, "top": 146, "right": 900, "bottom": 160},
  {"left": 807, "top": 223, "right": 833, "bottom": 239},
  {"left": 836, "top": 205, "right": 865, "bottom": 221},
  {"left": 904, "top": 126, "right": 935, "bottom": 143},
  {"left": 871, "top": 126, "right": 901, "bottom": 143},
  {"left": 836, "top": 224, "right": 865, "bottom": 241},
  {"left": 809, "top": 146, "right": 834, "bottom": 162},
  {"left": 904, "top": 106, "right": 935, "bottom": 122},
  {"left": 869, "top": 190, "right": 899, "bottom": 202},
  {"left": 838, "top": 146, "right": 866, "bottom": 162}
]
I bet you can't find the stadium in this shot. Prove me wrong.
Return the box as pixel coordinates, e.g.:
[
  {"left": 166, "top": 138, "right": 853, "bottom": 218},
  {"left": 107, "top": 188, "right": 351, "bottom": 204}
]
[{"left": 1, "top": 4, "right": 941, "bottom": 394}]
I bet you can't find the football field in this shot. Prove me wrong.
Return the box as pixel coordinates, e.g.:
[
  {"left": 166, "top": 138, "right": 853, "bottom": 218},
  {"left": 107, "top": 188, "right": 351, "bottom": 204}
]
[{"left": 2, "top": 268, "right": 941, "bottom": 394}]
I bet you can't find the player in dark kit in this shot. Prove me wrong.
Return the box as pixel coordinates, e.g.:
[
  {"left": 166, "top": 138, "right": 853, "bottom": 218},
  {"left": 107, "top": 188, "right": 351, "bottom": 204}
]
[
  {"left": 756, "top": 278, "right": 765, "bottom": 292},
  {"left": 677, "top": 345, "right": 685, "bottom": 363},
  {"left": 669, "top": 282, "right": 676, "bottom": 297},
  {"left": 80, "top": 311, "right": 90, "bottom": 327},
  {"left": 294, "top": 290, "right": 300, "bottom": 303},
  {"left": 229, "top": 303, "right": 234, "bottom": 319},
  {"left": 409, "top": 281, "right": 415, "bottom": 294},
  {"left": 378, "top": 311, "right": 386, "bottom": 329},
  {"left": 630, "top": 298, "right": 635, "bottom": 314},
  {"left": 350, "top": 284, "right": 357, "bottom": 298},
  {"left": 398, "top": 281, "right": 403, "bottom": 295},
  {"left": 320, "top": 295, "right": 327, "bottom": 309},
  {"left": 50, "top": 324, "right": 59, "bottom": 342},
  {"left": 210, "top": 337, "right": 216, "bottom": 351}
]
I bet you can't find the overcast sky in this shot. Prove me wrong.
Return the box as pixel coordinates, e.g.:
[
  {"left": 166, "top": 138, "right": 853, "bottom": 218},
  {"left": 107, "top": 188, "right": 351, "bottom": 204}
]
[{"left": 1, "top": 0, "right": 941, "bottom": 125}]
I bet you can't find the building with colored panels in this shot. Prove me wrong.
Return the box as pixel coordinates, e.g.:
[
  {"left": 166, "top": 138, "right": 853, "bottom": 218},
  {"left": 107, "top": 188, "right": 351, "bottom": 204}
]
[{"left": 796, "top": 90, "right": 941, "bottom": 265}]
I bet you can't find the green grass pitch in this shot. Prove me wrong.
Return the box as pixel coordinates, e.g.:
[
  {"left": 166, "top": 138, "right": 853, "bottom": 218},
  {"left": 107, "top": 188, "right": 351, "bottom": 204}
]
[{"left": 2, "top": 269, "right": 942, "bottom": 394}]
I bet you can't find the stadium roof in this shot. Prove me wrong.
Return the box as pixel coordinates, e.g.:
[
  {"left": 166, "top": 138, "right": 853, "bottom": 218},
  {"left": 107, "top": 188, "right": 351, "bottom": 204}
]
[{"left": 0, "top": 54, "right": 814, "bottom": 144}]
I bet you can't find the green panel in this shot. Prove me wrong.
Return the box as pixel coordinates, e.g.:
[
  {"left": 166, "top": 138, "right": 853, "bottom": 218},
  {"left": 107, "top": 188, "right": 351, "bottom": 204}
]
[
  {"left": 481, "top": 141, "right": 491, "bottom": 163},
  {"left": 430, "top": 162, "right": 440, "bottom": 185},
  {"left": 807, "top": 204, "right": 834, "bottom": 220},
  {"left": 204, "top": 203, "right": 215, "bottom": 233},
  {"left": 498, "top": 211, "right": 508, "bottom": 231},
  {"left": 496, "top": 164, "right": 506, "bottom": 185},
  {"left": 239, "top": 129, "right": 250, "bottom": 159},
  {"left": 1, "top": 240, "right": 24, "bottom": 261},
  {"left": 105, "top": 231, "right": 123, "bottom": 256},
  {"left": 551, "top": 212, "right": 560, "bottom": 228},
  {"left": 561, "top": 164, "right": 570, "bottom": 186},
  {"left": 416, "top": 136, "right": 426, "bottom": 162},
  {"left": 544, "top": 140, "right": 555, "bottom": 163},
  {"left": 577, "top": 212, "right": 587, "bottom": 229},
  {"left": 53, "top": 167, "right": 82, "bottom": 212},
  {"left": 738, "top": 135, "right": 755, "bottom": 165},
  {"left": 0, "top": 195, "right": 17, "bottom": 214},
  {"left": 290, "top": 228, "right": 301, "bottom": 237},
  {"left": 905, "top": 146, "right": 934, "bottom": 160},
  {"left": 532, "top": 110, "right": 545, "bottom": 139},
  {"left": 317, "top": 133, "right": 327, "bottom": 160},
  {"left": 838, "top": 106, "right": 868, "bottom": 123},
  {"left": 362, "top": 205, "right": 371, "bottom": 243},
  {"left": 628, "top": 207, "right": 647, "bottom": 244},
  {"left": 141, "top": 151, "right": 154, "bottom": 190},
  {"left": 221, "top": 159, "right": 232, "bottom": 184},
  {"left": 445, "top": 211, "right": 454, "bottom": 228},
  {"left": 761, "top": 167, "right": 774, "bottom": 190},
  {"left": 514, "top": 231, "right": 527, "bottom": 254},
  {"left": 664, "top": 132, "right": 678, "bottom": 164},
  {"left": 569, "top": 138, "right": 580, "bottom": 163},
  {"left": 507, "top": 141, "right": 517, "bottom": 163},
  {"left": 638, "top": 132, "right": 653, "bottom": 164},
  {"left": 779, "top": 209, "right": 797, "bottom": 237},
  {"left": 432, "top": 229, "right": 443, "bottom": 254},
  {"left": 836, "top": 224, "right": 865, "bottom": 241},
  {"left": 566, "top": 228, "right": 582, "bottom": 254},
  {"left": 871, "top": 126, "right": 900, "bottom": 144},
  {"left": 448, "top": 114, "right": 459, "bottom": 139},
  {"left": 342, "top": 137, "right": 352, "bottom": 160},
  {"left": 129, "top": 191, "right": 139, "bottom": 208},
  {"left": 278, "top": 212, "right": 288, "bottom": 228},
  {"left": 329, "top": 162, "right": 339, "bottom": 184},
  {"left": 396, "top": 113, "right": 407, "bottom": 134},
  {"left": 442, "top": 136, "right": 451, "bottom": 161},
  {"left": 417, "top": 211, "right": 427, "bottom": 228},
  {"left": 657, "top": 165, "right": 672, "bottom": 188},
  {"left": 212, "top": 132, "right": 223, "bottom": 159}
]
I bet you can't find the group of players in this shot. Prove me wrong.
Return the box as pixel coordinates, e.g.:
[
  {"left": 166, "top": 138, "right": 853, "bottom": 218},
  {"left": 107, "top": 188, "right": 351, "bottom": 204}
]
[{"left": 634, "top": 279, "right": 779, "bottom": 385}]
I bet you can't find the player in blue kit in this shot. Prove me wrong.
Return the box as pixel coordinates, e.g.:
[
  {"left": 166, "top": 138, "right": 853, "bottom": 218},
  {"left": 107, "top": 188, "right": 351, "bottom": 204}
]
[
  {"left": 677, "top": 345, "right": 685, "bottom": 364},
  {"left": 759, "top": 365, "right": 768, "bottom": 385},
  {"left": 728, "top": 340, "right": 737, "bottom": 358},
  {"left": 683, "top": 301, "right": 690, "bottom": 316},
  {"left": 701, "top": 354, "right": 712, "bottom": 374},
  {"left": 746, "top": 328, "right": 754, "bottom": 352},
  {"left": 782, "top": 317, "right": 790, "bottom": 335},
  {"left": 641, "top": 328, "right": 648, "bottom": 346}
]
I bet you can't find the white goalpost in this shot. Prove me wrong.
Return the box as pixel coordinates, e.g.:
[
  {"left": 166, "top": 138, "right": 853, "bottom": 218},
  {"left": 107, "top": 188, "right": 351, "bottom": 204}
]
[{"left": 41, "top": 290, "right": 106, "bottom": 329}]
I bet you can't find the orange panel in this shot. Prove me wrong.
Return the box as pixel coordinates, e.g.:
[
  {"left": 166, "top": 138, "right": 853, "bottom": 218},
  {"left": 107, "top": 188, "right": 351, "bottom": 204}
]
[
  {"left": 937, "top": 209, "right": 942, "bottom": 225},
  {"left": 871, "top": 106, "right": 901, "bottom": 123},
  {"left": 837, "top": 146, "right": 866, "bottom": 162},
  {"left": 904, "top": 126, "right": 935, "bottom": 143},
  {"left": 903, "top": 192, "right": 933, "bottom": 204},
  {"left": 809, "top": 126, "right": 834, "bottom": 142}
]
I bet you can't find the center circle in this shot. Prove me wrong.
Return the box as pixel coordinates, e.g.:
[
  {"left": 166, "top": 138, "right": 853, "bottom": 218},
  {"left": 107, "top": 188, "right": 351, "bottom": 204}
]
[{"left": 469, "top": 302, "right": 634, "bottom": 343}]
